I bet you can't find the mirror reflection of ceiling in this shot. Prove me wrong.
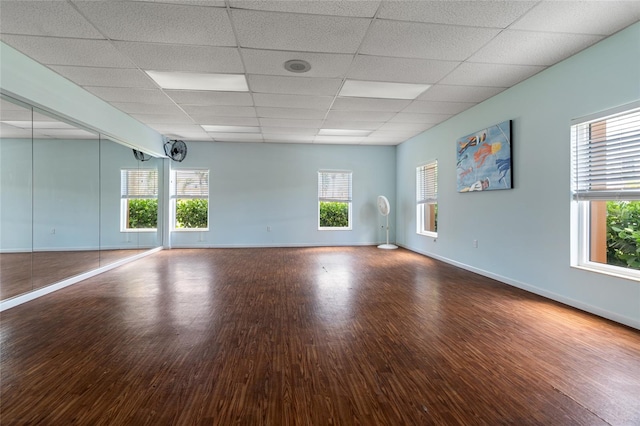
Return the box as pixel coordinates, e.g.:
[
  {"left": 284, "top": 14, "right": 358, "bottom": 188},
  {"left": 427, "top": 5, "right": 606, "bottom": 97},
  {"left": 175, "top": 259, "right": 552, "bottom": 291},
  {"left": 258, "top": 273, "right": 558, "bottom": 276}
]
[{"left": 0, "top": 98, "right": 98, "bottom": 140}]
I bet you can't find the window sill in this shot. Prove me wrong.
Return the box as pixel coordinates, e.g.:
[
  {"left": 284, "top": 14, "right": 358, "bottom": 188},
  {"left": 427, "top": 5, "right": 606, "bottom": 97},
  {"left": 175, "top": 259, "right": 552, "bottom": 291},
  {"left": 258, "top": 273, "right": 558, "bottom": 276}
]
[
  {"left": 572, "top": 263, "right": 640, "bottom": 283},
  {"left": 172, "top": 228, "right": 209, "bottom": 232},
  {"left": 318, "top": 227, "right": 352, "bottom": 231},
  {"left": 121, "top": 229, "right": 157, "bottom": 233},
  {"left": 417, "top": 231, "right": 438, "bottom": 238}
]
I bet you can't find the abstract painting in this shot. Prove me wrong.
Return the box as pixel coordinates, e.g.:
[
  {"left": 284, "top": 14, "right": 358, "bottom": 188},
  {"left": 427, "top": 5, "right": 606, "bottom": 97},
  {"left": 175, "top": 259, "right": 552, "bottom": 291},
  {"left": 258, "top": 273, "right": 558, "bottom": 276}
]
[{"left": 456, "top": 120, "right": 512, "bottom": 192}]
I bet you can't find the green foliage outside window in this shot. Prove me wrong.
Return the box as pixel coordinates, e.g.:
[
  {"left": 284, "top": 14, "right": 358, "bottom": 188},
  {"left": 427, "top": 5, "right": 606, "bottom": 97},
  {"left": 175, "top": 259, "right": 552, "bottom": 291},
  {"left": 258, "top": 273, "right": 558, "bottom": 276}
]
[
  {"left": 607, "top": 200, "right": 640, "bottom": 270},
  {"left": 176, "top": 199, "right": 208, "bottom": 229},
  {"left": 128, "top": 198, "right": 157, "bottom": 229},
  {"left": 320, "top": 201, "right": 349, "bottom": 228}
]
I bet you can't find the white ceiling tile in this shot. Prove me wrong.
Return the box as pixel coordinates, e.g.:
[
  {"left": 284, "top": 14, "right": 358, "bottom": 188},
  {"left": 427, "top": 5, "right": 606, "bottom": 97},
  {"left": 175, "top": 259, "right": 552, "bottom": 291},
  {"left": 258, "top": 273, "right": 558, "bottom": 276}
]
[
  {"left": 369, "top": 129, "right": 426, "bottom": 138},
  {"left": 348, "top": 55, "right": 459, "bottom": 84},
  {"left": 261, "top": 127, "right": 319, "bottom": 136},
  {"left": 165, "top": 91, "right": 253, "bottom": 106},
  {"left": 258, "top": 118, "right": 324, "bottom": 128},
  {"left": 468, "top": 30, "right": 604, "bottom": 66},
  {"left": 248, "top": 75, "right": 342, "bottom": 96},
  {"left": 110, "top": 102, "right": 186, "bottom": 115},
  {"left": 49, "top": 66, "right": 157, "bottom": 88},
  {"left": 417, "top": 85, "right": 505, "bottom": 103},
  {"left": 73, "top": 1, "right": 236, "bottom": 45},
  {"left": 149, "top": 124, "right": 207, "bottom": 134},
  {"left": 331, "top": 98, "right": 411, "bottom": 112},
  {"left": 189, "top": 116, "right": 260, "bottom": 126},
  {"left": 130, "top": 112, "right": 194, "bottom": 124},
  {"left": 376, "top": 122, "right": 435, "bottom": 132},
  {"left": 0, "top": 1, "right": 105, "bottom": 38},
  {"left": 325, "top": 110, "right": 396, "bottom": 122},
  {"left": 257, "top": 107, "right": 327, "bottom": 120},
  {"left": 262, "top": 126, "right": 320, "bottom": 136},
  {"left": 181, "top": 105, "right": 257, "bottom": 117},
  {"left": 378, "top": 1, "right": 537, "bottom": 28},
  {"left": 201, "top": 125, "right": 260, "bottom": 133},
  {"left": 360, "top": 139, "right": 403, "bottom": 146},
  {"left": 438, "top": 62, "right": 545, "bottom": 87},
  {"left": 403, "top": 101, "right": 475, "bottom": 115},
  {"left": 321, "top": 120, "right": 383, "bottom": 131},
  {"left": 263, "top": 135, "right": 315, "bottom": 143},
  {"left": 131, "top": 1, "right": 226, "bottom": 6},
  {"left": 163, "top": 130, "right": 212, "bottom": 140},
  {"left": 389, "top": 112, "right": 453, "bottom": 124},
  {"left": 241, "top": 49, "right": 353, "bottom": 78},
  {"left": 231, "top": 9, "right": 370, "bottom": 53},
  {"left": 510, "top": 1, "right": 640, "bottom": 36},
  {"left": 114, "top": 42, "right": 244, "bottom": 73},
  {"left": 229, "top": 0, "right": 381, "bottom": 17},
  {"left": 360, "top": 20, "right": 500, "bottom": 61},
  {"left": 0, "top": 35, "right": 135, "bottom": 68},
  {"left": 314, "top": 136, "right": 364, "bottom": 144},
  {"left": 83, "top": 87, "right": 172, "bottom": 104},
  {"left": 253, "top": 93, "right": 334, "bottom": 110},
  {"left": 208, "top": 133, "right": 264, "bottom": 142}
]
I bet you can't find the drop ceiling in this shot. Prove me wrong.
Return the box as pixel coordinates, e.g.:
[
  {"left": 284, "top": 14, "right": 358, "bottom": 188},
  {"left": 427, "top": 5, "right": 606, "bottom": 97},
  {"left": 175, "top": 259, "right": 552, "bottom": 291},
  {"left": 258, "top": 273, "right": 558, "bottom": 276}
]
[{"left": 1, "top": 0, "right": 638, "bottom": 146}]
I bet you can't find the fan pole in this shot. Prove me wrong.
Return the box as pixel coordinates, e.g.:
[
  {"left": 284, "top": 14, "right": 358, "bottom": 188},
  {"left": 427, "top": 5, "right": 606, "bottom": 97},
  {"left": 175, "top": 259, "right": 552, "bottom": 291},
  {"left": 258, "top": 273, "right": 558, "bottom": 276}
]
[{"left": 378, "top": 212, "right": 398, "bottom": 250}]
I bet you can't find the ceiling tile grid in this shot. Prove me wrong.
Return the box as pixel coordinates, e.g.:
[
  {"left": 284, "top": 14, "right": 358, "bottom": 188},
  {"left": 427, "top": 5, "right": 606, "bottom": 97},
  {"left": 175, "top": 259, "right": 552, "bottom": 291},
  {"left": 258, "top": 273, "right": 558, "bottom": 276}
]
[{"left": 1, "top": 0, "right": 637, "bottom": 146}]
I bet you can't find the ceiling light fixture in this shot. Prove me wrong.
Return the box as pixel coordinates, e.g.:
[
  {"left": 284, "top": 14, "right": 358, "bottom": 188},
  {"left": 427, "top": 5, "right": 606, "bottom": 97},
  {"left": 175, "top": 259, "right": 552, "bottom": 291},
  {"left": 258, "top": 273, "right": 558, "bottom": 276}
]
[
  {"left": 284, "top": 59, "right": 311, "bottom": 74},
  {"left": 201, "top": 125, "right": 260, "bottom": 133},
  {"left": 318, "top": 129, "right": 372, "bottom": 136},
  {"left": 339, "top": 79, "right": 431, "bottom": 100},
  {"left": 146, "top": 71, "right": 249, "bottom": 91}
]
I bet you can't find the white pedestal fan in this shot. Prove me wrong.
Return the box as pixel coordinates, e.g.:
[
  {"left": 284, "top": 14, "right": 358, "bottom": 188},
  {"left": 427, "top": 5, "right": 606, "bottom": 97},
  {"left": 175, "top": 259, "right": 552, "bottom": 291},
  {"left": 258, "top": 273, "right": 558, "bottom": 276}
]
[{"left": 377, "top": 195, "right": 398, "bottom": 250}]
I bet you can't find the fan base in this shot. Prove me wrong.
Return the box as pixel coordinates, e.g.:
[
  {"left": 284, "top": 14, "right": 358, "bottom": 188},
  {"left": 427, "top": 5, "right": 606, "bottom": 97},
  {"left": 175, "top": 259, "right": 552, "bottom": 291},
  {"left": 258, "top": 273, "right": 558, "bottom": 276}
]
[{"left": 377, "top": 244, "right": 398, "bottom": 250}]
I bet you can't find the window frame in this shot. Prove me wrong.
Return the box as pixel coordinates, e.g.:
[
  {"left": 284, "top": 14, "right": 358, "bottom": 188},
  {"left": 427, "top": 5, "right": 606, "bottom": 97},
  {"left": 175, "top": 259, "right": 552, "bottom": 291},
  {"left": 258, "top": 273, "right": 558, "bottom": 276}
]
[
  {"left": 571, "top": 101, "right": 640, "bottom": 281},
  {"left": 120, "top": 168, "right": 158, "bottom": 233},
  {"left": 416, "top": 160, "right": 438, "bottom": 238},
  {"left": 318, "top": 170, "right": 353, "bottom": 231},
  {"left": 170, "top": 168, "right": 210, "bottom": 232}
]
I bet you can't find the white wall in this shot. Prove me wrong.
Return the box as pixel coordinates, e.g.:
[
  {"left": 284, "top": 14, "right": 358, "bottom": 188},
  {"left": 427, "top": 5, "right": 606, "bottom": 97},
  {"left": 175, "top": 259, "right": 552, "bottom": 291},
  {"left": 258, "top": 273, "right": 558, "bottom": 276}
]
[
  {"left": 395, "top": 23, "right": 640, "bottom": 329},
  {"left": 170, "top": 141, "right": 396, "bottom": 248}
]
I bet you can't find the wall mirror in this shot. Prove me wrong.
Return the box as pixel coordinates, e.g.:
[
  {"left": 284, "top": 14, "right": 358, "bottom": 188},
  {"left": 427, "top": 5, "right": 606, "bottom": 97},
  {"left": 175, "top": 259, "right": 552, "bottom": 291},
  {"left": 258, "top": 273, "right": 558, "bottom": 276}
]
[{"left": 0, "top": 94, "right": 163, "bottom": 301}]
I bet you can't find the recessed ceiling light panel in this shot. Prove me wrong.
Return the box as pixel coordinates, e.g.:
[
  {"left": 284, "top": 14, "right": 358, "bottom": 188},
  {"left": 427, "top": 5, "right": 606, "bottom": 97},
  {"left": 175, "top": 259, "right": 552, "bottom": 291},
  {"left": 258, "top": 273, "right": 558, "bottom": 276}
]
[
  {"left": 339, "top": 80, "right": 431, "bottom": 100},
  {"left": 201, "top": 125, "right": 260, "bottom": 133},
  {"left": 146, "top": 71, "right": 249, "bottom": 91},
  {"left": 318, "top": 128, "right": 372, "bottom": 136}
]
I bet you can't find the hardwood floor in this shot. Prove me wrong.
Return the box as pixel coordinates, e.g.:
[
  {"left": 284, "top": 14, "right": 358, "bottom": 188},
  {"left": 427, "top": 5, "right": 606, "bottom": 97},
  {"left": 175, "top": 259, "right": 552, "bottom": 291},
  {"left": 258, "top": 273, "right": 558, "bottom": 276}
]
[{"left": 1, "top": 247, "right": 639, "bottom": 425}]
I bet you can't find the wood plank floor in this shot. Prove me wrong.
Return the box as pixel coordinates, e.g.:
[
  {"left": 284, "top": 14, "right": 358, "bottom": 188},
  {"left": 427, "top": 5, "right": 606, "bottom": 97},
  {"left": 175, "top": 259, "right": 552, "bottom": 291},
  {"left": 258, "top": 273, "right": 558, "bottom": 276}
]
[{"left": 1, "top": 247, "right": 639, "bottom": 425}]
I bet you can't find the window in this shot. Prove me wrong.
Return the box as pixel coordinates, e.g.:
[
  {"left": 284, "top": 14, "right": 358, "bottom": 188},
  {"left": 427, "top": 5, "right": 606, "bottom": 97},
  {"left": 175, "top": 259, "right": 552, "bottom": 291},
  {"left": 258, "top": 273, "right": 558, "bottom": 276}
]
[
  {"left": 318, "top": 170, "right": 352, "bottom": 230},
  {"left": 417, "top": 161, "right": 438, "bottom": 237},
  {"left": 120, "top": 169, "right": 158, "bottom": 232},
  {"left": 171, "top": 169, "right": 209, "bottom": 230},
  {"left": 572, "top": 103, "right": 640, "bottom": 278}
]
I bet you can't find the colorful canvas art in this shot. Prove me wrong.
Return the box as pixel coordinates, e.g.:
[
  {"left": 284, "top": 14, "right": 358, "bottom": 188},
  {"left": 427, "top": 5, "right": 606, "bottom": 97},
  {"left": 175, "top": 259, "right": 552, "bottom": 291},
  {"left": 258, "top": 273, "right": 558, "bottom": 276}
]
[{"left": 456, "top": 120, "right": 512, "bottom": 192}]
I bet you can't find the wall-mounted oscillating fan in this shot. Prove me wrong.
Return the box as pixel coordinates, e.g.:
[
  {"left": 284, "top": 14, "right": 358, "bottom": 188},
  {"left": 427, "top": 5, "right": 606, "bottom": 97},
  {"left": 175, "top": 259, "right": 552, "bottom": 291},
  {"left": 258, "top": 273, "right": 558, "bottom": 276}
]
[
  {"left": 377, "top": 195, "right": 398, "bottom": 250},
  {"left": 132, "top": 149, "right": 152, "bottom": 162},
  {"left": 164, "top": 139, "right": 187, "bottom": 162}
]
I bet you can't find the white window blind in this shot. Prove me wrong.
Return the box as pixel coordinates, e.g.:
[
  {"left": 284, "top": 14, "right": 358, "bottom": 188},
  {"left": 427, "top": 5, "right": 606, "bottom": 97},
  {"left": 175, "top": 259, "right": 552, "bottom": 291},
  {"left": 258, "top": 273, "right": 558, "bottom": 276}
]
[
  {"left": 172, "top": 170, "right": 209, "bottom": 199},
  {"left": 121, "top": 169, "right": 158, "bottom": 199},
  {"left": 572, "top": 106, "right": 640, "bottom": 201},
  {"left": 318, "top": 171, "right": 352, "bottom": 202},
  {"left": 417, "top": 161, "right": 437, "bottom": 204}
]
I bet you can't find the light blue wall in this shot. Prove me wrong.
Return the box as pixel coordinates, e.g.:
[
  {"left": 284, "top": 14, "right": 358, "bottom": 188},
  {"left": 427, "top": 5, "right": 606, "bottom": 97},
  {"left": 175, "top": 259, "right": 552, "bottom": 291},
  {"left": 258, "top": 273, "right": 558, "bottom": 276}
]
[
  {"left": 395, "top": 22, "right": 640, "bottom": 329},
  {"left": 170, "top": 142, "right": 396, "bottom": 248},
  {"left": 0, "top": 139, "right": 32, "bottom": 251}
]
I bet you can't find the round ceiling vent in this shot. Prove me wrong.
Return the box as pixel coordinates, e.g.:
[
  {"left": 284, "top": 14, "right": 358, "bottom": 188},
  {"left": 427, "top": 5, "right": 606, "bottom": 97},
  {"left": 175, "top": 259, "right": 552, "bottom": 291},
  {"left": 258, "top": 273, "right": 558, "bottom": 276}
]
[{"left": 284, "top": 59, "right": 311, "bottom": 73}]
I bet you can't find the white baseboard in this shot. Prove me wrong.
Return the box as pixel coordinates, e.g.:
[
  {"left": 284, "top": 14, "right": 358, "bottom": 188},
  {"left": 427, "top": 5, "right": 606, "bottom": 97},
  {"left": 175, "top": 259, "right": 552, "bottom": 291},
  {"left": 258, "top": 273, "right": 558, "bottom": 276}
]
[
  {"left": 169, "top": 242, "right": 380, "bottom": 249},
  {"left": 0, "top": 247, "right": 163, "bottom": 312},
  {"left": 398, "top": 244, "right": 640, "bottom": 330}
]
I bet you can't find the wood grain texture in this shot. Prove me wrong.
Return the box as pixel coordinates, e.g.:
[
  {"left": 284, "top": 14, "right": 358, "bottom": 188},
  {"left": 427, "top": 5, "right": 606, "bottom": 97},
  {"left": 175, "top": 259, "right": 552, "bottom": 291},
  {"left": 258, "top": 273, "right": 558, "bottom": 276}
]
[
  {"left": 1, "top": 247, "right": 639, "bottom": 425},
  {"left": 0, "top": 249, "right": 140, "bottom": 300}
]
